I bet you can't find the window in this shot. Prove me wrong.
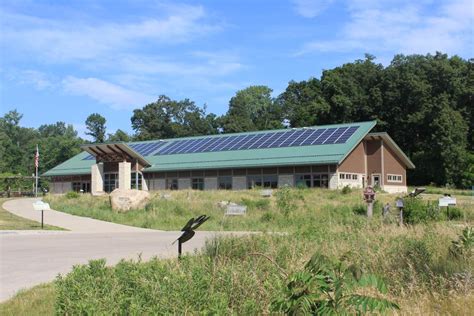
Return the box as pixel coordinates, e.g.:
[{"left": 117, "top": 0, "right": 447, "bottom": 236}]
[
  {"left": 247, "top": 175, "right": 263, "bottom": 189},
  {"left": 352, "top": 174, "right": 358, "bottom": 180},
  {"left": 104, "top": 173, "right": 118, "bottom": 193},
  {"left": 263, "top": 175, "right": 278, "bottom": 188},
  {"left": 296, "top": 174, "right": 312, "bottom": 188},
  {"left": 313, "top": 174, "right": 329, "bottom": 188},
  {"left": 339, "top": 173, "right": 345, "bottom": 179},
  {"left": 218, "top": 176, "right": 232, "bottom": 190},
  {"left": 131, "top": 172, "right": 143, "bottom": 190},
  {"left": 166, "top": 178, "right": 178, "bottom": 190},
  {"left": 387, "top": 174, "right": 402, "bottom": 183},
  {"left": 72, "top": 182, "right": 81, "bottom": 192},
  {"left": 192, "top": 178, "right": 204, "bottom": 190}
]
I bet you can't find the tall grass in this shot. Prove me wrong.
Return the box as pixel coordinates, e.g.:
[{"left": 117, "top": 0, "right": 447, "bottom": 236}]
[{"left": 40, "top": 188, "right": 474, "bottom": 314}]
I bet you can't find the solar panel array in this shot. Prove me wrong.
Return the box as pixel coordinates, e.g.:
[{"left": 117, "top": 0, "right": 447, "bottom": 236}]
[
  {"left": 155, "top": 125, "right": 359, "bottom": 156},
  {"left": 82, "top": 126, "right": 359, "bottom": 160}
]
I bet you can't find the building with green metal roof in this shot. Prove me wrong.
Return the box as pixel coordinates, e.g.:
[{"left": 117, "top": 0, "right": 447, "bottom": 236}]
[{"left": 43, "top": 120, "right": 414, "bottom": 194}]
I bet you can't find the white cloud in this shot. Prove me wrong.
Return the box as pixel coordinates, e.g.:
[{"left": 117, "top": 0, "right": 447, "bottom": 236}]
[
  {"left": 292, "top": 0, "right": 335, "bottom": 18},
  {"left": 6, "top": 69, "right": 56, "bottom": 90},
  {"left": 0, "top": 5, "right": 218, "bottom": 62},
  {"left": 117, "top": 52, "right": 243, "bottom": 77},
  {"left": 62, "top": 77, "right": 154, "bottom": 110},
  {"left": 296, "top": 0, "right": 473, "bottom": 57}
]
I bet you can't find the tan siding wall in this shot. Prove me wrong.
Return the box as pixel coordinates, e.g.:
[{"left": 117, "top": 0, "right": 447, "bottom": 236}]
[
  {"left": 383, "top": 145, "right": 407, "bottom": 186},
  {"left": 338, "top": 142, "right": 365, "bottom": 173},
  {"left": 366, "top": 139, "right": 382, "bottom": 185}
]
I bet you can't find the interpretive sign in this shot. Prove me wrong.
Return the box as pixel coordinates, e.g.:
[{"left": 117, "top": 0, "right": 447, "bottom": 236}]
[
  {"left": 32, "top": 201, "right": 51, "bottom": 211},
  {"left": 225, "top": 205, "right": 247, "bottom": 216},
  {"left": 439, "top": 197, "right": 456, "bottom": 207}
]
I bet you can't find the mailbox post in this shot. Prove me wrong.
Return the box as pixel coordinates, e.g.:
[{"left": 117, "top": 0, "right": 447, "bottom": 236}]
[{"left": 363, "top": 186, "right": 376, "bottom": 218}]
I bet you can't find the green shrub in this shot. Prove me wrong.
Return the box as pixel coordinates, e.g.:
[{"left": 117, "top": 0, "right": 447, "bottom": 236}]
[
  {"left": 272, "top": 254, "right": 399, "bottom": 314},
  {"left": 260, "top": 211, "right": 274, "bottom": 222},
  {"left": 341, "top": 185, "right": 352, "bottom": 194},
  {"left": 295, "top": 182, "right": 308, "bottom": 190},
  {"left": 446, "top": 207, "right": 463, "bottom": 220},
  {"left": 275, "top": 187, "right": 298, "bottom": 216},
  {"left": 352, "top": 204, "right": 366, "bottom": 216},
  {"left": 403, "top": 198, "right": 440, "bottom": 224},
  {"left": 65, "top": 191, "right": 79, "bottom": 199},
  {"left": 449, "top": 227, "right": 473, "bottom": 260}
]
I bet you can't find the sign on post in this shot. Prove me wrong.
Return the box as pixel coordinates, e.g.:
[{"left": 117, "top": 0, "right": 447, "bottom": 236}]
[
  {"left": 32, "top": 201, "right": 51, "bottom": 229},
  {"left": 438, "top": 196, "right": 456, "bottom": 207}
]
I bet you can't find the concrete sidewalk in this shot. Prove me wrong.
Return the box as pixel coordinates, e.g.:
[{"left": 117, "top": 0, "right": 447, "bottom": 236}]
[{"left": 2, "top": 198, "right": 155, "bottom": 233}]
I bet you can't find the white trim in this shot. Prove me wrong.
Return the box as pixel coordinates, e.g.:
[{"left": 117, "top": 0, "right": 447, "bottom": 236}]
[
  {"left": 381, "top": 139, "right": 384, "bottom": 188},
  {"left": 383, "top": 185, "right": 408, "bottom": 194}
]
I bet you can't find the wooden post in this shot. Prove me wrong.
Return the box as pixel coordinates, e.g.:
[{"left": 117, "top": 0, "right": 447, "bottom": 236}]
[{"left": 367, "top": 201, "right": 373, "bottom": 218}]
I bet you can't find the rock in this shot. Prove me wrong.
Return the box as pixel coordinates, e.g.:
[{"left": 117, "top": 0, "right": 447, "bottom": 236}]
[
  {"left": 217, "top": 201, "right": 238, "bottom": 208},
  {"left": 160, "top": 193, "right": 172, "bottom": 200},
  {"left": 110, "top": 189, "right": 150, "bottom": 212}
]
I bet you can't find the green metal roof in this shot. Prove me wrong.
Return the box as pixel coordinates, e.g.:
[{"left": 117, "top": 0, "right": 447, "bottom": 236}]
[{"left": 43, "top": 121, "right": 376, "bottom": 176}]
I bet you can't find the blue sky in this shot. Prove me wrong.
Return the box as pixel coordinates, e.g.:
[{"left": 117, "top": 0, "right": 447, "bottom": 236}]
[{"left": 1, "top": 0, "right": 472, "bottom": 139}]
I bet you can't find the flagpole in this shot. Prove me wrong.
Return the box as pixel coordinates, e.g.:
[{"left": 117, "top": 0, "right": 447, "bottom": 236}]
[{"left": 35, "top": 144, "right": 39, "bottom": 198}]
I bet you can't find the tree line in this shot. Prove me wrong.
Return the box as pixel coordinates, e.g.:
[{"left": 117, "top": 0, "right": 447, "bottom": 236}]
[{"left": 1, "top": 52, "right": 472, "bottom": 188}]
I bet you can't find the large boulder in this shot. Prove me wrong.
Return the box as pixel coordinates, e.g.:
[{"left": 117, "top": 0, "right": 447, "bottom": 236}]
[{"left": 110, "top": 189, "right": 150, "bottom": 212}]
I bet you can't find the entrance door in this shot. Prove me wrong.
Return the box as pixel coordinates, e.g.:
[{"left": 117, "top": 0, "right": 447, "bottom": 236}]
[
  {"left": 371, "top": 174, "right": 380, "bottom": 187},
  {"left": 362, "top": 176, "right": 365, "bottom": 188}
]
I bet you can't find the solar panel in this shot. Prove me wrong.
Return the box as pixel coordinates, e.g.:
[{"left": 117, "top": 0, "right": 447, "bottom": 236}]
[
  {"left": 129, "top": 141, "right": 167, "bottom": 156},
  {"left": 152, "top": 125, "right": 360, "bottom": 156}
]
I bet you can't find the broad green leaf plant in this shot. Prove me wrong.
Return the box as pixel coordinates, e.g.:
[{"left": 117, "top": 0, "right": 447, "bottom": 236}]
[{"left": 272, "top": 253, "right": 399, "bottom": 315}]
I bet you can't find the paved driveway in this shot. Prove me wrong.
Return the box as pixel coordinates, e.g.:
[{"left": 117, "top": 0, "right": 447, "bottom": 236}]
[{"left": 0, "top": 198, "right": 240, "bottom": 302}]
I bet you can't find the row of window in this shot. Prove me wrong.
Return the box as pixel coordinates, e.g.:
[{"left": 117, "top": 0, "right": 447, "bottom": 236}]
[
  {"left": 295, "top": 174, "right": 329, "bottom": 188},
  {"left": 387, "top": 174, "right": 402, "bottom": 183},
  {"left": 339, "top": 173, "right": 358, "bottom": 180},
  {"left": 166, "top": 177, "right": 233, "bottom": 190},
  {"left": 166, "top": 174, "right": 331, "bottom": 190}
]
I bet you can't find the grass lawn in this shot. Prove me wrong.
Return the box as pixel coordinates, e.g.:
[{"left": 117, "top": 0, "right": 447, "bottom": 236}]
[
  {"left": 0, "top": 284, "right": 56, "bottom": 316},
  {"left": 44, "top": 188, "right": 473, "bottom": 231},
  {"left": 2, "top": 188, "right": 472, "bottom": 314},
  {"left": 0, "top": 198, "right": 63, "bottom": 230}
]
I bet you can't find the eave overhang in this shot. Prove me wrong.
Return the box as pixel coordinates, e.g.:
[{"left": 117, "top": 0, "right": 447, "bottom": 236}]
[{"left": 80, "top": 142, "right": 151, "bottom": 167}]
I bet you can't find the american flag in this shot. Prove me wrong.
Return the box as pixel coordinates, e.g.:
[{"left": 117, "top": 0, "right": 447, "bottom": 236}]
[{"left": 35, "top": 145, "right": 39, "bottom": 169}]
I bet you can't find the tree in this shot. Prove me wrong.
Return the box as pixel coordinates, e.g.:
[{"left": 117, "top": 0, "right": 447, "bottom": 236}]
[
  {"left": 107, "top": 129, "right": 132, "bottom": 142},
  {"left": 221, "top": 86, "right": 283, "bottom": 133},
  {"left": 131, "top": 95, "right": 218, "bottom": 140},
  {"left": 277, "top": 78, "right": 329, "bottom": 127},
  {"left": 85, "top": 113, "right": 106, "bottom": 143}
]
